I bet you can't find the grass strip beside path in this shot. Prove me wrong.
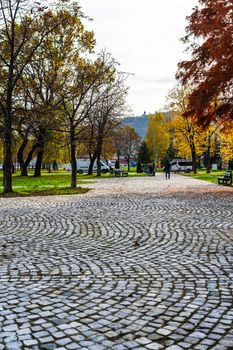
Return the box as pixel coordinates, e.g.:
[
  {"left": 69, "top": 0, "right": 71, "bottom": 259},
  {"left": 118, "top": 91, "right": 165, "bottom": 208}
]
[
  {"left": 0, "top": 171, "right": 93, "bottom": 197},
  {"left": 182, "top": 170, "right": 232, "bottom": 185},
  {"left": 0, "top": 187, "right": 90, "bottom": 198}
]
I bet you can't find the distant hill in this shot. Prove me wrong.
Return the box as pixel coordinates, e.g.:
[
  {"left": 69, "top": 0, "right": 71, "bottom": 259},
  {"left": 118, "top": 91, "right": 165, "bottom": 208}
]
[
  {"left": 122, "top": 111, "right": 173, "bottom": 139},
  {"left": 122, "top": 112, "right": 148, "bottom": 138}
]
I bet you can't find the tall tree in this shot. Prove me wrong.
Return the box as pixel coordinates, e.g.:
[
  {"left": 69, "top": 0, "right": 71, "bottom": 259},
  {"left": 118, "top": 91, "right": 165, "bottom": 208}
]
[
  {"left": 176, "top": 0, "right": 233, "bottom": 126},
  {"left": 171, "top": 115, "right": 205, "bottom": 173},
  {"left": 167, "top": 87, "right": 203, "bottom": 173},
  {"left": 121, "top": 125, "right": 140, "bottom": 172},
  {"left": 146, "top": 112, "right": 170, "bottom": 165},
  {"left": 220, "top": 124, "right": 233, "bottom": 168},
  {"left": 137, "top": 140, "right": 151, "bottom": 166},
  {"left": 202, "top": 123, "right": 221, "bottom": 173},
  {"left": 19, "top": 9, "right": 94, "bottom": 177},
  {"left": 86, "top": 73, "right": 128, "bottom": 176},
  {"left": 58, "top": 53, "right": 115, "bottom": 188},
  {"left": 111, "top": 126, "right": 125, "bottom": 162},
  {"left": 167, "top": 86, "right": 222, "bottom": 173},
  {"left": 0, "top": 0, "right": 83, "bottom": 192}
]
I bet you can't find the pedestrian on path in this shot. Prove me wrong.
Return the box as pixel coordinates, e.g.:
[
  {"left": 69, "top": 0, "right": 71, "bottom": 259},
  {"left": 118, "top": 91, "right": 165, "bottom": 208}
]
[{"left": 164, "top": 160, "right": 171, "bottom": 179}]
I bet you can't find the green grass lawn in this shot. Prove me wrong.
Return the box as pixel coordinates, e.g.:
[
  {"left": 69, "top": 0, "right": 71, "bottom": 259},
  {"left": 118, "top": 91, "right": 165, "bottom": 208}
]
[
  {"left": 0, "top": 167, "right": 149, "bottom": 197},
  {"left": 182, "top": 169, "right": 232, "bottom": 185},
  {"left": 0, "top": 170, "right": 93, "bottom": 197},
  {"left": 1, "top": 168, "right": 228, "bottom": 196}
]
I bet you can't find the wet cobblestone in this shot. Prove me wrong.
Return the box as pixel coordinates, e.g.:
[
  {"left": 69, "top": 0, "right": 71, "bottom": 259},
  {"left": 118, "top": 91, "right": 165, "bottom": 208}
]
[{"left": 0, "top": 174, "right": 233, "bottom": 349}]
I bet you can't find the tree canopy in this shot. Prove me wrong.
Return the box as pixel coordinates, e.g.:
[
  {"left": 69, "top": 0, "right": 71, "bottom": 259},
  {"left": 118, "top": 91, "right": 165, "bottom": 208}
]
[{"left": 176, "top": 0, "right": 233, "bottom": 126}]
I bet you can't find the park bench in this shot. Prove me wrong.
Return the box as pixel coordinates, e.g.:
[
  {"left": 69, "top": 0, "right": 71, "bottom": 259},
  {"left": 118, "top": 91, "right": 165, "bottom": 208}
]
[
  {"left": 144, "top": 169, "right": 155, "bottom": 176},
  {"left": 218, "top": 171, "right": 232, "bottom": 186},
  {"left": 114, "top": 169, "right": 128, "bottom": 177}
]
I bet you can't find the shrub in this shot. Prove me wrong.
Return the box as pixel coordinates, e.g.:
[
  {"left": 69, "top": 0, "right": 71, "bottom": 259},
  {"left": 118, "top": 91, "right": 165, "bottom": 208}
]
[
  {"left": 136, "top": 160, "right": 143, "bottom": 173},
  {"left": 115, "top": 160, "right": 120, "bottom": 169}
]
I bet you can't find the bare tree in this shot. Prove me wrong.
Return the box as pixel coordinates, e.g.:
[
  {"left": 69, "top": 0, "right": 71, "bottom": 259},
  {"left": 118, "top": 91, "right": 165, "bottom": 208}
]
[
  {"left": 57, "top": 52, "right": 116, "bottom": 188},
  {"left": 83, "top": 73, "right": 129, "bottom": 176},
  {"left": 121, "top": 125, "right": 141, "bottom": 172}
]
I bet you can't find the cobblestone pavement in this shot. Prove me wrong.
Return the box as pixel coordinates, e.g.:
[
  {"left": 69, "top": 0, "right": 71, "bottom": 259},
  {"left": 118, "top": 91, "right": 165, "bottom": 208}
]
[{"left": 0, "top": 174, "right": 233, "bottom": 350}]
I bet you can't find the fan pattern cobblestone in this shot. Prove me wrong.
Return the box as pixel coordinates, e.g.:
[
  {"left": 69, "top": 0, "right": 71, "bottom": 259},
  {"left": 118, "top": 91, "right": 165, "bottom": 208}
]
[{"left": 0, "top": 174, "right": 233, "bottom": 350}]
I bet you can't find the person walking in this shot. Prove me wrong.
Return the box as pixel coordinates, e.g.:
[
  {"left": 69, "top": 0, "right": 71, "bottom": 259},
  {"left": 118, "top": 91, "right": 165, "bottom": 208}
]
[{"left": 164, "top": 160, "right": 171, "bottom": 179}]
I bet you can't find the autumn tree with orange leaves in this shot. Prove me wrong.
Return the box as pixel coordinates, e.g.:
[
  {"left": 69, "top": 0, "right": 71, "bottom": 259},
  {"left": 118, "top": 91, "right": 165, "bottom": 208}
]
[{"left": 176, "top": 0, "right": 233, "bottom": 126}]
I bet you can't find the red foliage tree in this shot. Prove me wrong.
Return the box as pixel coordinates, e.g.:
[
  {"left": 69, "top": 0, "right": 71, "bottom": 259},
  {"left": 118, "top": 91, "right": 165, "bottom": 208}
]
[{"left": 176, "top": 0, "right": 233, "bottom": 126}]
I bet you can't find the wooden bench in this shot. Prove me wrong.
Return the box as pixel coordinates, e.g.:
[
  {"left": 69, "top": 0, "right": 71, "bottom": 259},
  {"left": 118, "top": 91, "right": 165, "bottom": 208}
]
[
  {"left": 218, "top": 171, "right": 232, "bottom": 186},
  {"left": 114, "top": 169, "right": 128, "bottom": 177}
]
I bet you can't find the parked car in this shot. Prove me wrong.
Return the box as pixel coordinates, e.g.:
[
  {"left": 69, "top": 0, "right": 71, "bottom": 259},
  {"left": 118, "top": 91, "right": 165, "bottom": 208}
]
[
  {"left": 64, "top": 159, "right": 109, "bottom": 174},
  {"left": 108, "top": 161, "right": 115, "bottom": 167},
  {"left": 170, "top": 159, "right": 193, "bottom": 173}
]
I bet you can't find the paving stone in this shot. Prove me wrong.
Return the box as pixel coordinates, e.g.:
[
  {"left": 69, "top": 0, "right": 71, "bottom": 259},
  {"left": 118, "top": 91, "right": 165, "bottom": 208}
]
[
  {"left": 56, "top": 338, "right": 72, "bottom": 346},
  {"left": 41, "top": 344, "right": 56, "bottom": 350},
  {"left": 104, "top": 331, "right": 120, "bottom": 340},
  {"left": 157, "top": 327, "right": 173, "bottom": 336},
  {"left": 3, "top": 324, "right": 18, "bottom": 332},
  {"left": 0, "top": 175, "right": 232, "bottom": 349},
  {"left": 136, "top": 337, "right": 152, "bottom": 345},
  {"left": 39, "top": 336, "right": 54, "bottom": 344},
  {"left": 23, "top": 340, "right": 39, "bottom": 346},
  {"left": 146, "top": 342, "right": 164, "bottom": 349},
  {"left": 190, "top": 331, "right": 206, "bottom": 339}
]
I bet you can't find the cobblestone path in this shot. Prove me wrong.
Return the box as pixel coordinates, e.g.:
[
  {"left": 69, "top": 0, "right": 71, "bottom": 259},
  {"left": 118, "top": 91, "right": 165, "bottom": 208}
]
[{"left": 0, "top": 175, "right": 233, "bottom": 350}]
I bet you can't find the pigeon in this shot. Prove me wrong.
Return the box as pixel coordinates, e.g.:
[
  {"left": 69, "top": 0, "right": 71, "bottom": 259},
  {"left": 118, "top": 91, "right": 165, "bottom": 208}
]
[{"left": 134, "top": 240, "right": 140, "bottom": 247}]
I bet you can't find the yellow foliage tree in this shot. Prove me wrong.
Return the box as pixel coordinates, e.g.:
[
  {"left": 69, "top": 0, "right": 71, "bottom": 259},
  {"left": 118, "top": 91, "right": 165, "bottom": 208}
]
[
  {"left": 167, "top": 86, "right": 222, "bottom": 173},
  {"left": 146, "top": 112, "right": 170, "bottom": 165},
  {"left": 171, "top": 115, "right": 205, "bottom": 173},
  {"left": 43, "top": 131, "right": 69, "bottom": 170},
  {"left": 220, "top": 131, "right": 233, "bottom": 162}
]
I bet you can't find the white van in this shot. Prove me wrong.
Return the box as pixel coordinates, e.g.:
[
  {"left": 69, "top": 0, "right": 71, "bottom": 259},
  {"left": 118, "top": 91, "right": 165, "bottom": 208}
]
[
  {"left": 64, "top": 159, "right": 109, "bottom": 174},
  {"left": 170, "top": 159, "right": 193, "bottom": 173}
]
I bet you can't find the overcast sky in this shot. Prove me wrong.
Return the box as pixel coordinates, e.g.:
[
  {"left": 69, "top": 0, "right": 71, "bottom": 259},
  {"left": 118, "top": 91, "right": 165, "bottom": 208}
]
[{"left": 78, "top": 0, "right": 198, "bottom": 116}]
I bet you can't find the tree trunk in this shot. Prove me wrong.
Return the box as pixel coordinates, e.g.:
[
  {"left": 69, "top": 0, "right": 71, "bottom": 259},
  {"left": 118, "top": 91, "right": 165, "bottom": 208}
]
[
  {"left": 88, "top": 155, "right": 96, "bottom": 175},
  {"left": 3, "top": 133, "right": 13, "bottom": 193},
  {"left": 34, "top": 130, "right": 46, "bottom": 177},
  {"left": 24, "top": 143, "right": 39, "bottom": 175},
  {"left": 206, "top": 149, "right": 211, "bottom": 174},
  {"left": 96, "top": 154, "right": 101, "bottom": 177},
  {"left": 96, "top": 143, "right": 102, "bottom": 177},
  {"left": 3, "top": 60, "right": 14, "bottom": 193},
  {"left": 34, "top": 149, "right": 43, "bottom": 177},
  {"left": 70, "top": 129, "right": 77, "bottom": 188},
  {"left": 191, "top": 150, "right": 197, "bottom": 174},
  {"left": 18, "top": 139, "right": 28, "bottom": 176},
  {"left": 21, "top": 164, "right": 28, "bottom": 176},
  {"left": 127, "top": 157, "right": 130, "bottom": 172},
  {"left": 206, "top": 135, "right": 211, "bottom": 174},
  {"left": 12, "top": 162, "right": 15, "bottom": 174},
  {"left": 53, "top": 161, "right": 58, "bottom": 171},
  {"left": 3, "top": 108, "right": 13, "bottom": 193}
]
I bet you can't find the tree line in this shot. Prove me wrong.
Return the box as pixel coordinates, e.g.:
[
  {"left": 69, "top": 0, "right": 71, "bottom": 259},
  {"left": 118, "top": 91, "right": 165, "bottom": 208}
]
[
  {"left": 140, "top": 0, "right": 233, "bottom": 172},
  {"left": 0, "top": 0, "right": 130, "bottom": 193},
  {"left": 137, "top": 86, "right": 233, "bottom": 174}
]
